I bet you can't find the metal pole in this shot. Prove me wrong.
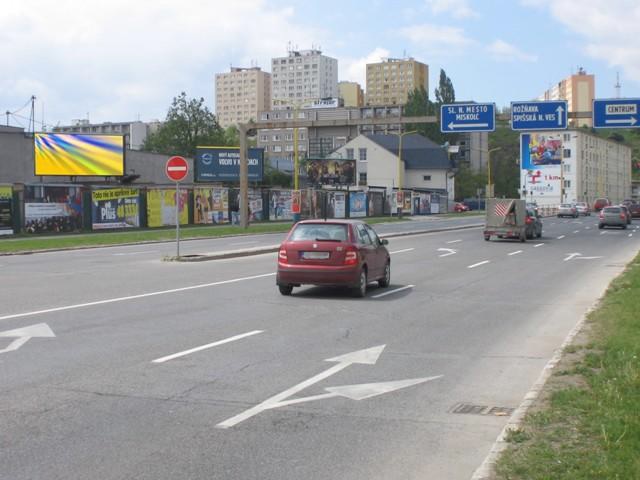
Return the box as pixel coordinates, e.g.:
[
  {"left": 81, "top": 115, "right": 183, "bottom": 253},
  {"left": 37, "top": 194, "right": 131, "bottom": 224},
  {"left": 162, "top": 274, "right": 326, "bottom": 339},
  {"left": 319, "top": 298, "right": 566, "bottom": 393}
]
[
  {"left": 239, "top": 124, "right": 249, "bottom": 229},
  {"left": 175, "top": 181, "right": 180, "bottom": 257}
]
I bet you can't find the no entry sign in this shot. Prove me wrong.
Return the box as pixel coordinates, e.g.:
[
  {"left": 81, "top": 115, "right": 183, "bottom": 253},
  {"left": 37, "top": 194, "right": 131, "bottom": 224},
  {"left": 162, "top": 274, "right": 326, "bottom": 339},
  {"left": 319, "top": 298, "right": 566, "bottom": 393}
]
[{"left": 166, "top": 156, "right": 188, "bottom": 182}]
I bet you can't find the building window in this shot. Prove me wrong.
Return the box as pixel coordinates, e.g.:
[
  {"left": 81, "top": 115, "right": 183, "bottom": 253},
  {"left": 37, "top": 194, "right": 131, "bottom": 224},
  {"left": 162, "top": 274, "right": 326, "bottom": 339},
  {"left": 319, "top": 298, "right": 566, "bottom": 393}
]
[
  {"left": 359, "top": 173, "right": 367, "bottom": 185},
  {"left": 358, "top": 148, "right": 367, "bottom": 161},
  {"left": 563, "top": 149, "right": 571, "bottom": 158},
  {"left": 423, "top": 175, "right": 431, "bottom": 181},
  {"left": 346, "top": 148, "right": 354, "bottom": 159},
  {"left": 260, "top": 135, "right": 268, "bottom": 142},
  {"left": 273, "top": 145, "right": 282, "bottom": 152},
  {"left": 563, "top": 134, "right": 571, "bottom": 142}
]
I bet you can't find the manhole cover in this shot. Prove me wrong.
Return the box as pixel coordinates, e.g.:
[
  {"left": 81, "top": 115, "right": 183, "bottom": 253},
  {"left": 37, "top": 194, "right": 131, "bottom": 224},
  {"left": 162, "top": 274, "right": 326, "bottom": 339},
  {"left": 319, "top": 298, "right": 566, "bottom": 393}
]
[{"left": 450, "top": 403, "right": 515, "bottom": 416}]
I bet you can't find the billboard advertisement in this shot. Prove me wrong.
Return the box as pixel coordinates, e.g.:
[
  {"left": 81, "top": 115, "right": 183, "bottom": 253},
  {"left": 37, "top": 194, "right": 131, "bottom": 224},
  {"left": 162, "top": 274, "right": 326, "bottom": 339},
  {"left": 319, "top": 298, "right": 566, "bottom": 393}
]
[
  {"left": 307, "top": 158, "right": 356, "bottom": 186},
  {"left": 194, "top": 187, "right": 229, "bottom": 224},
  {"left": 520, "top": 133, "right": 562, "bottom": 199},
  {"left": 91, "top": 188, "right": 140, "bottom": 230},
  {"left": 34, "top": 133, "right": 125, "bottom": 176},
  {"left": 147, "top": 188, "right": 189, "bottom": 227},
  {"left": 24, "top": 185, "right": 83, "bottom": 233},
  {"left": 0, "top": 186, "right": 13, "bottom": 235},
  {"left": 194, "top": 147, "right": 264, "bottom": 182},
  {"left": 349, "top": 191, "right": 367, "bottom": 217}
]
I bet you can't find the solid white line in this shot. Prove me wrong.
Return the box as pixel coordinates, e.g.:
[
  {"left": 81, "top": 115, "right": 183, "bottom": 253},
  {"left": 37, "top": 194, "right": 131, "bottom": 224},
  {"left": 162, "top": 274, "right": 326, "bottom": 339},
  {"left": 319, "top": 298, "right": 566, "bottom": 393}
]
[
  {"left": 446, "top": 239, "right": 462, "bottom": 244},
  {"left": 557, "top": 235, "right": 565, "bottom": 239},
  {"left": 152, "top": 330, "right": 264, "bottom": 363},
  {"left": 508, "top": 250, "right": 522, "bottom": 256},
  {"left": 534, "top": 243, "right": 544, "bottom": 248},
  {"left": 390, "top": 248, "right": 415, "bottom": 254},
  {"left": 468, "top": 260, "right": 489, "bottom": 269},
  {"left": 372, "top": 285, "right": 414, "bottom": 298},
  {"left": 0, "top": 272, "right": 276, "bottom": 322}
]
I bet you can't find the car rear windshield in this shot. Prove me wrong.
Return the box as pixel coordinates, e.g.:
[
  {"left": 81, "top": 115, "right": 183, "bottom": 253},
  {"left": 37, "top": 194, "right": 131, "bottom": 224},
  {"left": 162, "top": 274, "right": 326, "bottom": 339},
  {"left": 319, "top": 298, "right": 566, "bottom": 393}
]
[
  {"left": 290, "top": 224, "right": 348, "bottom": 241},
  {"left": 603, "top": 207, "right": 621, "bottom": 213},
  {"left": 560, "top": 204, "right": 573, "bottom": 208}
]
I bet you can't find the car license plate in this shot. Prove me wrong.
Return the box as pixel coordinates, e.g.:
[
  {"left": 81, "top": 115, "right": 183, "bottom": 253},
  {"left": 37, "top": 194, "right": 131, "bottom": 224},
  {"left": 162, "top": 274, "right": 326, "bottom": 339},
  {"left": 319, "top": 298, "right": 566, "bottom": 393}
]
[{"left": 301, "top": 251, "right": 329, "bottom": 260}]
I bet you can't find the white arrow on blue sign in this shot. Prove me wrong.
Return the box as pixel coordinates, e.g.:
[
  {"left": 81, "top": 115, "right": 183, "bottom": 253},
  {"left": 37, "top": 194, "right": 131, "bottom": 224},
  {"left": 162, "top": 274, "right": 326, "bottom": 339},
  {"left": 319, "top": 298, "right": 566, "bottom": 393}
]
[
  {"left": 593, "top": 98, "right": 640, "bottom": 128},
  {"left": 441, "top": 103, "right": 495, "bottom": 133},
  {"left": 511, "top": 100, "right": 567, "bottom": 131}
]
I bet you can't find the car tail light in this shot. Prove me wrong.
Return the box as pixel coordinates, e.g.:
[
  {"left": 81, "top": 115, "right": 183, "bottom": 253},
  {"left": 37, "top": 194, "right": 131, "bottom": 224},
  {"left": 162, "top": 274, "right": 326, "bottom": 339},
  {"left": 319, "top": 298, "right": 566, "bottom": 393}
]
[
  {"left": 278, "top": 247, "right": 288, "bottom": 263},
  {"left": 620, "top": 213, "right": 626, "bottom": 220},
  {"left": 344, "top": 247, "right": 358, "bottom": 266},
  {"left": 525, "top": 216, "right": 533, "bottom": 225},
  {"left": 599, "top": 212, "right": 604, "bottom": 219}
]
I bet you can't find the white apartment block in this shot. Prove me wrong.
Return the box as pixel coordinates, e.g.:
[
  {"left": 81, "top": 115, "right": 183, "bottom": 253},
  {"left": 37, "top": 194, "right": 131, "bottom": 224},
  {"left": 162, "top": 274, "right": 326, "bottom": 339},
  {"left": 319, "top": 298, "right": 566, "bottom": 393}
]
[
  {"left": 215, "top": 67, "right": 271, "bottom": 128},
  {"left": 270, "top": 49, "right": 338, "bottom": 108}
]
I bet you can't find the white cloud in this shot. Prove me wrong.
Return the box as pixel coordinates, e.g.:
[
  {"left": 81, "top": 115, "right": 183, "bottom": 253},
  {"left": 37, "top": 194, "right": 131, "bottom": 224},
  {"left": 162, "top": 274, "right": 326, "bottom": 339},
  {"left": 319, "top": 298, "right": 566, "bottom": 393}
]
[
  {"left": 339, "top": 48, "right": 391, "bottom": 88},
  {"left": 0, "top": 0, "right": 326, "bottom": 125},
  {"left": 487, "top": 40, "right": 538, "bottom": 62},
  {"left": 425, "top": 0, "right": 479, "bottom": 18},
  {"left": 400, "top": 23, "right": 474, "bottom": 54},
  {"left": 521, "top": 0, "right": 640, "bottom": 85}
]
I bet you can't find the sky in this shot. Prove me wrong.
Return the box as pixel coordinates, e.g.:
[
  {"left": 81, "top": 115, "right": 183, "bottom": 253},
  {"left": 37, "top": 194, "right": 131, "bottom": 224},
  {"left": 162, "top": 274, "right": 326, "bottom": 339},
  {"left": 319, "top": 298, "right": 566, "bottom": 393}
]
[{"left": 2, "top": 0, "right": 639, "bottom": 129}]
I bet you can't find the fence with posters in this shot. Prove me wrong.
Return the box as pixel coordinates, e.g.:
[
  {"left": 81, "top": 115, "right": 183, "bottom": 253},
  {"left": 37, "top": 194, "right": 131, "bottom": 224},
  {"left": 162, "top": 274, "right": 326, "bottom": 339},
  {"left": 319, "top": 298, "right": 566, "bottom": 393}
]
[
  {"left": 24, "top": 185, "right": 83, "bottom": 233},
  {"left": 349, "top": 191, "right": 367, "bottom": 217},
  {"left": 269, "top": 189, "right": 293, "bottom": 220},
  {"left": 0, "top": 186, "right": 13, "bottom": 235},
  {"left": 194, "top": 187, "right": 229, "bottom": 224},
  {"left": 146, "top": 188, "right": 189, "bottom": 227},
  {"left": 91, "top": 188, "right": 140, "bottom": 230}
]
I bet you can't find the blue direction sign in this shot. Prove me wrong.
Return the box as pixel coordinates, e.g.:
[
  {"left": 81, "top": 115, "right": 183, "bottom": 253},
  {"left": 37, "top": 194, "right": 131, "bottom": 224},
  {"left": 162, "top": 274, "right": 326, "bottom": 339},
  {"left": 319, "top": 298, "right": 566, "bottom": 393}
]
[
  {"left": 441, "top": 103, "right": 495, "bottom": 133},
  {"left": 511, "top": 100, "right": 567, "bottom": 131},
  {"left": 593, "top": 98, "right": 640, "bottom": 128}
]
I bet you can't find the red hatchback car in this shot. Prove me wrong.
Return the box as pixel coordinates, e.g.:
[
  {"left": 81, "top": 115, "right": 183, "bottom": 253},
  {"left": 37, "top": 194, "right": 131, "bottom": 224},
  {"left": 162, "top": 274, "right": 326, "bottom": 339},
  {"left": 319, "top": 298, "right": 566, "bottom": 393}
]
[{"left": 276, "top": 220, "right": 391, "bottom": 297}]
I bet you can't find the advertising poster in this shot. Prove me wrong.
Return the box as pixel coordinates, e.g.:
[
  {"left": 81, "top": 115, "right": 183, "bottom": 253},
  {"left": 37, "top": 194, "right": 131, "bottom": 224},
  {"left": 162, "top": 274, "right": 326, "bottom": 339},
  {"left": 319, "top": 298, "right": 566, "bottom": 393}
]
[
  {"left": 368, "top": 191, "right": 384, "bottom": 217},
  {"left": 329, "top": 192, "right": 346, "bottom": 218},
  {"left": 24, "top": 185, "right": 83, "bottom": 233},
  {"left": 194, "top": 147, "right": 264, "bottom": 182},
  {"left": 91, "top": 188, "right": 140, "bottom": 230},
  {"left": 269, "top": 190, "right": 293, "bottom": 220},
  {"left": 307, "top": 159, "right": 356, "bottom": 186},
  {"left": 349, "top": 191, "right": 367, "bottom": 218},
  {"left": 403, "top": 191, "right": 412, "bottom": 212},
  {"left": 249, "top": 189, "right": 263, "bottom": 222},
  {"left": 430, "top": 194, "right": 441, "bottom": 214},
  {"left": 194, "top": 187, "right": 229, "bottom": 224},
  {"left": 0, "top": 186, "right": 13, "bottom": 235},
  {"left": 147, "top": 188, "right": 189, "bottom": 227},
  {"left": 291, "top": 190, "right": 301, "bottom": 214},
  {"left": 521, "top": 133, "right": 562, "bottom": 200}
]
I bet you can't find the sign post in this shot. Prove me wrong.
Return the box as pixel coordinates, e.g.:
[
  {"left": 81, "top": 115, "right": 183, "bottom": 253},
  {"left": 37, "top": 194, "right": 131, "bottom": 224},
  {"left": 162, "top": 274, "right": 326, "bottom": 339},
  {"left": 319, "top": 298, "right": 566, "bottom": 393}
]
[
  {"left": 511, "top": 100, "right": 567, "bottom": 131},
  {"left": 593, "top": 98, "right": 640, "bottom": 128},
  {"left": 441, "top": 103, "right": 495, "bottom": 133},
  {"left": 165, "top": 156, "right": 189, "bottom": 257}
]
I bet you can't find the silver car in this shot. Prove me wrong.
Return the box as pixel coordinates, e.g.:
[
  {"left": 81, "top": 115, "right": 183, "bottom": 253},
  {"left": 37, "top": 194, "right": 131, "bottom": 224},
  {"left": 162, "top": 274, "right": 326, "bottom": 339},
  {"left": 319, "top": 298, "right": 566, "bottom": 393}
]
[
  {"left": 575, "top": 202, "right": 591, "bottom": 216},
  {"left": 558, "top": 203, "right": 578, "bottom": 218},
  {"left": 598, "top": 206, "right": 627, "bottom": 229}
]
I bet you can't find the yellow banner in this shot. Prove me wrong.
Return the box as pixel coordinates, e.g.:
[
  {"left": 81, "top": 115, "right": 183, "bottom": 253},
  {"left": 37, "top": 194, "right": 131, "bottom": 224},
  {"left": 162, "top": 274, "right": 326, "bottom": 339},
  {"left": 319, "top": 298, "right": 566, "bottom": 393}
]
[
  {"left": 147, "top": 189, "right": 189, "bottom": 227},
  {"left": 92, "top": 188, "right": 138, "bottom": 202},
  {"left": 0, "top": 186, "right": 11, "bottom": 200}
]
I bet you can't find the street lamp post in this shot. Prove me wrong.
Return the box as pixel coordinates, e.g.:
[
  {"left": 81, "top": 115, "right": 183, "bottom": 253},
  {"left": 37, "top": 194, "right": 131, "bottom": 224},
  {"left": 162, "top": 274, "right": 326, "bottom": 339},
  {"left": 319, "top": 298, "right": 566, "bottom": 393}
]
[{"left": 486, "top": 147, "right": 502, "bottom": 198}]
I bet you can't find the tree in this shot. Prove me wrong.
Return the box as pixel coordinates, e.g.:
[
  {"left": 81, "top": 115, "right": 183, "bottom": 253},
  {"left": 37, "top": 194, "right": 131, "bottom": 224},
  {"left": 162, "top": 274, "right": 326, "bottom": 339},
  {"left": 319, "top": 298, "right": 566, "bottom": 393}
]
[
  {"left": 143, "top": 92, "right": 226, "bottom": 157},
  {"left": 434, "top": 69, "right": 455, "bottom": 105}
]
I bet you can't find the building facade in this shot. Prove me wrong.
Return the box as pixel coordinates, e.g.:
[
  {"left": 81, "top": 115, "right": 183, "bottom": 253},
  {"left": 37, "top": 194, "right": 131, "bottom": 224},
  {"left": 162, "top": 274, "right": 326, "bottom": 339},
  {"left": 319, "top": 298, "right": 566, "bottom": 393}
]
[
  {"left": 520, "top": 129, "right": 631, "bottom": 206},
  {"left": 270, "top": 49, "right": 338, "bottom": 108},
  {"left": 538, "top": 68, "right": 595, "bottom": 127},
  {"left": 339, "top": 81, "right": 364, "bottom": 107},
  {"left": 365, "top": 57, "right": 428, "bottom": 106},
  {"left": 215, "top": 67, "right": 271, "bottom": 128},
  {"left": 52, "top": 120, "right": 159, "bottom": 150}
]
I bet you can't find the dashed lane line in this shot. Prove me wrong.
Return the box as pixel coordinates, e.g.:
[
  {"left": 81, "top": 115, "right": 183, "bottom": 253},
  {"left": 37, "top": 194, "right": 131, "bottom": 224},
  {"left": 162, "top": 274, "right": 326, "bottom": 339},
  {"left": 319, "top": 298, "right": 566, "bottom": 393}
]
[
  {"left": 152, "top": 330, "right": 264, "bottom": 363},
  {"left": 468, "top": 260, "right": 490, "bottom": 269},
  {"left": 371, "top": 285, "right": 414, "bottom": 299},
  {"left": 390, "top": 248, "right": 415, "bottom": 254},
  {"left": 557, "top": 235, "right": 565, "bottom": 239},
  {"left": 508, "top": 250, "right": 523, "bottom": 256},
  {"left": 534, "top": 243, "right": 544, "bottom": 248},
  {"left": 446, "top": 239, "right": 462, "bottom": 244}
]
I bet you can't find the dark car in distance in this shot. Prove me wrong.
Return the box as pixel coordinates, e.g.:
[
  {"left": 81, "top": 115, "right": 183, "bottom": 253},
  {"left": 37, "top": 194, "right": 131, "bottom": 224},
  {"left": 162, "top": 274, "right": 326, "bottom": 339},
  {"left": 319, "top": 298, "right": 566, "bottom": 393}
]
[
  {"left": 525, "top": 208, "right": 543, "bottom": 239},
  {"left": 276, "top": 220, "right": 391, "bottom": 297}
]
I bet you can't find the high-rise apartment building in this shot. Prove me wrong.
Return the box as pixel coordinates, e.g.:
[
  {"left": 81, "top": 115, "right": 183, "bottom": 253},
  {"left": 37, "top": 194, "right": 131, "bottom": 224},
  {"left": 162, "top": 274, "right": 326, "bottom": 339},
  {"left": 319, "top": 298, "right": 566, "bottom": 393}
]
[
  {"left": 538, "top": 68, "right": 595, "bottom": 127},
  {"left": 365, "top": 57, "right": 428, "bottom": 106},
  {"left": 215, "top": 67, "right": 271, "bottom": 128},
  {"left": 270, "top": 49, "right": 338, "bottom": 107},
  {"left": 339, "top": 81, "right": 364, "bottom": 107}
]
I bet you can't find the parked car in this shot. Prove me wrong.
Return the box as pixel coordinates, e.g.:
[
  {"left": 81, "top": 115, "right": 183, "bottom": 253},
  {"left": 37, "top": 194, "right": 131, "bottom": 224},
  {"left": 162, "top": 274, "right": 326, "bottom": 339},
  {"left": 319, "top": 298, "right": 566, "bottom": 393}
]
[
  {"left": 276, "top": 220, "right": 390, "bottom": 297},
  {"left": 525, "top": 208, "right": 543, "bottom": 239},
  {"left": 574, "top": 202, "right": 591, "bottom": 216},
  {"left": 598, "top": 206, "right": 627, "bottom": 229},
  {"left": 557, "top": 203, "right": 578, "bottom": 218},
  {"left": 454, "top": 202, "right": 470, "bottom": 212},
  {"left": 593, "top": 198, "right": 610, "bottom": 212},
  {"left": 628, "top": 203, "right": 640, "bottom": 218},
  {"left": 619, "top": 205, "right": 632, "bottom": 224}
]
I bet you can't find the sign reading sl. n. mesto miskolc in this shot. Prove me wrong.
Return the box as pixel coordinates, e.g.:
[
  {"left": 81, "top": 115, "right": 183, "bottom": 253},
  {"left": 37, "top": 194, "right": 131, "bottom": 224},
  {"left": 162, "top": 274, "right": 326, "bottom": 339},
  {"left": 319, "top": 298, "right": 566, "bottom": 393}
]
[
  {"left": 440, "top": 103, "right": 495, "bottom": 133},
  {"left": 195, "top": 147, "right": 264, "bottom": 182}
]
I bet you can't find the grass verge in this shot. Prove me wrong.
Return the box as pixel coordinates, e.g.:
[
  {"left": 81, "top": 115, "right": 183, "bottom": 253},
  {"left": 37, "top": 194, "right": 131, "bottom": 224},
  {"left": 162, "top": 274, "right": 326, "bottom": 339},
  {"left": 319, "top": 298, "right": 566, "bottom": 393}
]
[
  {"left": 494, "top": 253, "right": 640, "bottom": 479},
  {"left": 0, "top": 216, "right": 403, "bottom": 254}
]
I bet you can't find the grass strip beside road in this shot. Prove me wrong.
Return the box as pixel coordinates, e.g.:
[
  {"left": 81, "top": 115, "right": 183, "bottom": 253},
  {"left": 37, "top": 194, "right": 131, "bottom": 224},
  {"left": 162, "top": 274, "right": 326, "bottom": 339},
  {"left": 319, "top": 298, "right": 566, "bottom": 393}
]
[
  {"left": 495, "top": 253, "right": 640, "bottom": 479},
  {"left": 0, "top": 216, "right": 402, "bottom": 254}
]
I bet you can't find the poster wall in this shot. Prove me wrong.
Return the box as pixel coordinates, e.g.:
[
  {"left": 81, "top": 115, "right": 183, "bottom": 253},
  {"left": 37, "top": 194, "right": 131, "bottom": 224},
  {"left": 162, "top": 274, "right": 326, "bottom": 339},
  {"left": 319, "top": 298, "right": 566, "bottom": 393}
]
[
  {"left": 520, "top": 133, "right": 562, "bottom": 200},
  {"left": 0, "top": 186, "right": 13, "bottom": 235},
  {"left": 91, "top": 188, "right": 140, "bottom": 230},
  {"left": 194, "top": 187, "right": 229, "bottom": 224},
  {"left": 349, "top": 191, "right": 367, "bottom": 217},
  {"left": 269, "top": 190, "right": 293, "bottom": 220},
  {"left": 147, "top": 188, "right": 189, "bottom": 227},
  {"left": 24, "top": 185, "right": 83, "bottom": 233}
]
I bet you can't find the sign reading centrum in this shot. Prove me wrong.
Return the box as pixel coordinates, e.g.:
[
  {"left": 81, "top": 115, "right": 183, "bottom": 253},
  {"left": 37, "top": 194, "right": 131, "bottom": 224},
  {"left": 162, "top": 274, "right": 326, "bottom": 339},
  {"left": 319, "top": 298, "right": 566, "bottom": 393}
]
[
  {"left": 441, "top": 103, "right": 495, "bottom": 133},
  {"left": 593, "top": 98, "right": 640, "bottom": 128},
  {"left": 511, "top": 100, "right": 567, "bottom": 131}
]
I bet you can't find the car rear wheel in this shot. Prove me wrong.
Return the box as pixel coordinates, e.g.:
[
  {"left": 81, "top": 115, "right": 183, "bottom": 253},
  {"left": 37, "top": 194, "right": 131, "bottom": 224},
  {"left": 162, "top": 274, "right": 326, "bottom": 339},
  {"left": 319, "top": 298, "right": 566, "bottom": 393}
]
[
  {"left": 353, "top": 268, "right": 367, "bottom": 298},
  {"left": 598, "top": 224, "right": 604, "bottom": 229},
  {"left": 278, "top": 284, "right": 293, "bottom": 296},
  {"left": 378, "top": 262, "right": 390, "bottom": 288}
]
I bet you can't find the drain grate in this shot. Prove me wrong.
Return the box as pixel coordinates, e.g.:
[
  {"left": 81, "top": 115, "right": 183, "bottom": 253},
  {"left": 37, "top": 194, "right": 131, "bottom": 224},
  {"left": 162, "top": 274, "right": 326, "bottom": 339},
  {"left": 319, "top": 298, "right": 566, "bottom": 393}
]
[{"left": 450, "top": 403, "right": 515, "bottom": 416}]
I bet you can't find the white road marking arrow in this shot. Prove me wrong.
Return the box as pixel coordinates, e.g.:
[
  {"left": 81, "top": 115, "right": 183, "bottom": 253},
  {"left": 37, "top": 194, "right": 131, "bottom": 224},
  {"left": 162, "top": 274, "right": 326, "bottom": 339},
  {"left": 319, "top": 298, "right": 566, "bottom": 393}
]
[
  {"left": 324, "top": 376, "right": 443, "bottom": 401},
  {"left": 576, "top": 256, "right": 603, "bottom": 260},
  {"left": 0, "top": 323, "right": 55, "bottom": 354},
  {"left": 448, "top": 121, "right": 489, "bottom": 130},
  {"left": 605, "top": 117, "right": 637, "bottom": 125},
  {"left": 437, "top": 248, "right": 457, "bottom": 257},
  {"left": 563, "top": 253, "right": 582, "bottom": 262},
  {"left": 216, "top": 345, "right": 386, "bottom": 429}
]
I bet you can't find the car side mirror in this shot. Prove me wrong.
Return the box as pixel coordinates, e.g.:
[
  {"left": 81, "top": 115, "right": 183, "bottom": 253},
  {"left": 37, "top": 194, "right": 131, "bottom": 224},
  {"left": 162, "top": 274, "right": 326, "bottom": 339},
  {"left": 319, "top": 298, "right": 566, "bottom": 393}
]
[{"left": 381, "top": 239, "right": 389, "bottom": 245}]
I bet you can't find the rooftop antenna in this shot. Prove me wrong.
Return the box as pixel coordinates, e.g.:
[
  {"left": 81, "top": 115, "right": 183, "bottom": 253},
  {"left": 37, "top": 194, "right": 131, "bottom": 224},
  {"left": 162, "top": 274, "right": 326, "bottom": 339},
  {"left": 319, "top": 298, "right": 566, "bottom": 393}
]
[
  {"left": 5, "top": 110, "right": 9, "bottom": 126},
  {"left": 615, "top": 71, "right": 622, "bottom": 98}
]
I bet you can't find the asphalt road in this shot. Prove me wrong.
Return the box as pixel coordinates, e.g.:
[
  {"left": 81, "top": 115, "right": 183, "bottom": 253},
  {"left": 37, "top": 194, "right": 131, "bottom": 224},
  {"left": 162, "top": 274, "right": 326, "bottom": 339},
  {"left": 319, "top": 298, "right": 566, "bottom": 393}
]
[{"left": 1, "top": 216, "right": 638, "bottom": 479}]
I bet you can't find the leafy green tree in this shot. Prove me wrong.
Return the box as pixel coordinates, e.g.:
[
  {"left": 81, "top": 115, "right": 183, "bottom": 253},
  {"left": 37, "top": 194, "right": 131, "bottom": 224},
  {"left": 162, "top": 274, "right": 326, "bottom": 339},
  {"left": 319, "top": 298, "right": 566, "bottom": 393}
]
[
  {"left": 434, "top": 69, "right": 455, "bottom": 104},
  {"left": 261, "top": 165, "right": 292, "bottom": 187},
  {"left": 454, "top": 164, "right": 485, "bottom": 201},
  {"left": 143, "top": 92, "right": 226, "bottom": 157}
]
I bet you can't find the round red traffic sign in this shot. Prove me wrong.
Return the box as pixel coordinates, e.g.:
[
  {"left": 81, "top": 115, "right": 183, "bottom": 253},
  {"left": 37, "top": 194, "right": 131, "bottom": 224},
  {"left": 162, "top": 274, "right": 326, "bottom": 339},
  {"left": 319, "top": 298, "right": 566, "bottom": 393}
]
[{"left": 165, "top": 156, "right": 189, "bottom": 182}]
